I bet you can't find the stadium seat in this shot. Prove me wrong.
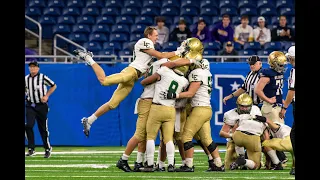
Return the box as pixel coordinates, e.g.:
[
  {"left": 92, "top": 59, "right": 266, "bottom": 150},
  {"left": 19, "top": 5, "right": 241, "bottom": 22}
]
[
  {"left": 29, "top": 0, "right": 46, "bottom": 7},
  {"left": 279, "top": 7, "right": 295, "bottom": 16},
  {"left": 208, "top": 24, "right": 216, "bottom": 32},
  {"left": 180, "top": 7, "right": 198, "bottom": 16},
  {"left": 193, "top": 16, "right": 211, "bottom": 25},
  {"left": 135, "top": 16, "right": 153, "bottom": 25},
  {"left": 72, "top": 24, "right": 91, "bottom": 33},
  {"left": 66, "top": 0, "right": 84, "bottom": 7},
  {"left": 89, "top": 33, "right": 108, "bottom": 42},
  {"left": 57, "top": 16, "right": 76, "bottom": 24},
  {"left": 200, "top": 0, "right": 218, "bottom": 8},
  {"left": 130, "top": 33, "right": 143, "bottom": 41},
  {"left": 83, "top": 42, "right": 102, "bottom": 52},
  {"left": 77, "top": 16, "right": 95, "bottom": 25},
  {"left": 162, "top": 41, "right": 179, "bottom": 51},
  {"left": 239, "top": 7, "right": 258, "bottom": 16},
  {"left": 162, "top": 16, "right": 174, "bottom": 26},
  {"left": 173, "top": 16, "right": 192, "bottom": 25},
  {"left": 259, "top": 7, "right": 277, "bottom": 16},
  {"left": 219, "top": 0, "right": 237, "bottom": 8},
  {"left": 203, "top": 50, "right": 216, "bottom": 56},
  {"left": 200, "top": 7, "right": 219, "bottom": 16},
  {"left": 86, "top": 0, "right": 104, "bottom": 8},
  {"left": 281, "top": 41, "right": 295, "bottom": 51},
  {"left": 238, "top": 0, "right": 257, "bottom": 8},
  {"left": 243, "top": 42, "right": 261, "bottom": 51},
  {"left": 53, "top": 24, "right": 71, "bottom": 35},
  {"left": 124, "top": 0, "right": 142, "bottom": 8},
  {"left": 103, "top": 42, "right": 122, "bottom": 51},
  {"left": 232, "top": 16, "right": 241, "bottom": 25},
  {"left": 121, "top": 7, "right": 140, "bottom": 16},
  {"left": 181, "top": 0, "right": 200, "bottom": 10},
  {"left": 119, "top": 50, "right": 133, "bottom": 56},
  {"left": 131, "top": 24, "right": 147, "bottom": 33},
  {"left": 43, "top": 7, "right": 61, "bottom": 16},
  {"left": 276, "top": 0, "right": 294, "bottom": 8},
  {"left": 115, "top": 16, "right": 134, "bottom": 25},
  {"left": 161, "top": 7, "right": 179, "bottom": 16},
  {"left": 101, "top": 7, "right": 120, "bottom": 16},
  {"left": 62, "top": 7, "right": 81, "bottom": 16},
  {"left": 257, "top": 0, "right": 275, "bottom": 8},
  {"left": 189, "top": 24, "right": 197, "bottom": 32},
  {"left": 92, "top": 24, "right": 110, "bottom": 33},
  {"left": 263, "top": 41, "right": 282, "bottom": 50},
  {"left": 267, "top": 24, "right": 278, "bottom": 30},
  {"left": 257, "top": 50, "right": 273, "bottom": 61},
  {"left": 212, "top": 16, "right": 223, "bottom": 25},
  {"left": 271, "top": 16, "right": 280, "bottom": 25},
  {"left": 122, "top": 41, "right": 136, "bottom": 51},
  {"left": 233, "top": 42, "right": 243, "bottom": 50},
  {"left": 26, "top": 7, "right": 42, "bottom": 16},
  {"left": 169, "top": 24, "right": 177, "bottom": 32},
  {"left": 48, "top": 0, "right": 65, "bottom": 8},
  {"left": 68, "top": 33, "right": 88, "bottom": 43},
  {"left": 96, "top": 16, "right": 115, "bottom": 25},
  {"left": 291, "top": 16, "right": 295, "bottom": 25},
  {"left": 111, "top": 24, "right": 130, "bottom": 34},
  {"left": 110, "top": 33, "right": 129, "bottom": 42},
  {"left": 220, "top": 7, "right": 238, "bottom": 16},
  {"left": 162, "top": 0, "right": 180, "bottom": 8},
  {"left": 82, "top": 7, "right": 100, "bottom": 16},
  {"left": 141, "top": 7, "right": 160, "bottom": 16},
  {"left": 204, "top": 42, "right": 222, "bottom": 51},
  {"left": 238, "top": 50, "right": 256, "bottom": 61},
  {"left": 96, "top": 50, "right": 118, "bottom": 62},
  {"left": 143, "top": 0, "right": 161, "bottom": 8},
  {"left": 105, "top": 0, "right": 123, "bottom": 8},
  {"left": 39, "top": 16, "right": 57, "bottom": 39}
]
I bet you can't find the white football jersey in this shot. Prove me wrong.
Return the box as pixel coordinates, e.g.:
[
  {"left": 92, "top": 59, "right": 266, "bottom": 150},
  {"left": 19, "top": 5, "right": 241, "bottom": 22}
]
[
  {"left": 235, "top": 105, "right": 267, "bottom": 136},
  {"left": 153, "top": 66, "right": 189, "bottom": 107},
  {"left": 270, "top": 122, "right": 291, "bottom": 138},
  {"left": 140, "top": 58, "right": 168, "bottom": 99},
  {"left": 129, "top": 38, "right": 155, "bottom": 74},
  {"left": 188, "top": 68, "right": 212, "bottom": 107},
  {"left": 223, "top": 109, "right": 240, "bottom": 142}
]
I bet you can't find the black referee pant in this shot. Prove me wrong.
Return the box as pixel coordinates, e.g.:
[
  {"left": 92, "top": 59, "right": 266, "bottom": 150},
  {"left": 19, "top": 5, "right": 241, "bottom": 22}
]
[
  {"left": 290, "top": 102, "right": 295, "bottom": 157},
  {"left": 25, "top": 101, "right": 51, "bottom": 150}
]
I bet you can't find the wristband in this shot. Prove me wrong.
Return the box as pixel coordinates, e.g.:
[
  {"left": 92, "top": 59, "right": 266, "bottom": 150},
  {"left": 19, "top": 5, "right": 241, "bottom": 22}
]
[
  {"left": 229, "top": 133, "right": 233, "bottom": 138},
  {"left": 282, "top": 106, "right": 287, "bottom": 110},
  {"left": 231, "top": 93, "right": 234, "bottom": 97},
  {"left": 176, "top": 93, "right": 180, "bottom": 99}
]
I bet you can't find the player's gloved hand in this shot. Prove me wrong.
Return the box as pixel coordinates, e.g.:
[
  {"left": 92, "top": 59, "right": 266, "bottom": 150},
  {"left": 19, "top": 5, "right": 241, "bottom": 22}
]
[
  {"left": 159, "top": 90, "right": 177, "bottom": 99},
  {"left": 174, "top": 45, "right": 186, "bottom": 56},
  {"left": 252, "top": 115, "right": 267, "bottom": 123},
  {"left": 189, "top": 59, "right": 202, "bottom": 67}
]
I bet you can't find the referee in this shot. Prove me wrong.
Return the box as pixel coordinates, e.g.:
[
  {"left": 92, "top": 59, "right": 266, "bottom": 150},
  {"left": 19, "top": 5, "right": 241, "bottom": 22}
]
[
  {"left": 25, "top": 61, "right": 57, "bottom": 158},
  {"left": 223, "top": 55, "right": 262, "bottom": 107},
  {"left": 280, "top": 46, "right": 295, "bottom": 175}
]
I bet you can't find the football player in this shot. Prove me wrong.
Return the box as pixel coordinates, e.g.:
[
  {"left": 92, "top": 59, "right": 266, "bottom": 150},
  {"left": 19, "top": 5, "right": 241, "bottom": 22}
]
[
  {"left": 254, "top": 51, "right": 288, "bottom": 124},
  {"left": 139, "top": 56, "right": 193, "bottom": 172},
  {"left": 161, "top": 59, "right": 225, "bottom": 172},
  {"left": 229, "top": 93, "right": 268, "bottom": 170},
  {"left": 72, "top": 26, "right": 188, "bottom": 137},
  {"left": 253, "top": 115, "right": 293, "bottom": 171}
]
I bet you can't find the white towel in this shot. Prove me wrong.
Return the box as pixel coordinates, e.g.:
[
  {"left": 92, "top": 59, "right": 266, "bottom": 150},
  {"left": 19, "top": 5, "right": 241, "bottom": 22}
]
[
  {"left": 134, "top": 98, "right": 141, "bottom": 114},
  {"left": 175, "top": 108, "right": 181, "bottom": 132}
]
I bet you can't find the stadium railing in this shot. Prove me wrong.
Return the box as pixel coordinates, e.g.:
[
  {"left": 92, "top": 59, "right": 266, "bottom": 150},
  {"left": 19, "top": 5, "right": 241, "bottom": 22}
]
[{"left": 25, "top": 15, "right": 42, "bottom": 55}]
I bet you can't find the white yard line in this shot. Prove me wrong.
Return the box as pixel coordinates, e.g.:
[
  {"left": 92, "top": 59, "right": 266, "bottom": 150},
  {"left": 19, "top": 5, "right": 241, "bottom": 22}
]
[{"left": 25, "top": 164, "right": 110, "bottom": 168}]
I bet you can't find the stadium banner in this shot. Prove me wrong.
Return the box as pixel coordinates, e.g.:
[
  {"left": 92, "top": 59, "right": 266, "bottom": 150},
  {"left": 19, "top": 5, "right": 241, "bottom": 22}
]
[{"left": 25, "top": 63, "right": 293, "bottom": 146}]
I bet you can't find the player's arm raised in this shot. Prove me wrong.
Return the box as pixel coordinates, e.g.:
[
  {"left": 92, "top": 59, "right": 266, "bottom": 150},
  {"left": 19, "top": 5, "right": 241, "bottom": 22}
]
[{"left": 140, "top": 73, "right": 160, "bottom": 86}]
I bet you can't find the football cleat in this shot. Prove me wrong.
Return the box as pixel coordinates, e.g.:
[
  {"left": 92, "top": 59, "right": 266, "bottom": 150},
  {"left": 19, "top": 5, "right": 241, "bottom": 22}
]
[
  {"left": 116, "top": 158, "right": 132, "bottom": 172},
  {"left": 72, "top": 49, "right": 94, "bottom": 65},
  {"left": 81, "top": 117, "right": 91, "bottom": 138},
  {"left": 270, "top": 162, "right": 283, "bottom": 170},
  {"left": 175, "top": 165, "right": 194, "bottom": 172},
  {"left": 206, "top": 159, "right": 215, "bottom": 172},
  {"left": 44, "top": 147, "right": 52, "bottom": 158},
  {"left": 154, "top": 164, "right": 166, "bottom": 172},
  {"left": 290, "top": 167, "right": 295, "bottom": 175},
  {"left": 212, "top": 164, "right": 226, "bottom": 172},
  {"left": 167, "top": 164, "right": 175, "bottom": 172},
  {"left": 133, "top": 162, "right": 143, "bottom": 172},
  {"left": 26, "top": 148, "right": 35, "bottom": 157},
  {"left": 139, "top": 165, "right": 155, "bottom": 172}
]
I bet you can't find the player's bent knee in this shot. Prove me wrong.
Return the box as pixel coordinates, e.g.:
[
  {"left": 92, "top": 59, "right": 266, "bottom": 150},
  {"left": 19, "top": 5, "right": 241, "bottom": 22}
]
[
  {"left": 163, "top": 137, "right": 173, "bottom": 144},
  {"left": 184, "top": 141, "right": 194, "bottom": 151},
  {"left": 134, "top": 134, "right": 145, "bottom": 142},
  {"left": 107, "top": 101, "right": 120, "bottom": 110},
  {"left": 207, "top": 141, "right": 218, "bottom": 153}
]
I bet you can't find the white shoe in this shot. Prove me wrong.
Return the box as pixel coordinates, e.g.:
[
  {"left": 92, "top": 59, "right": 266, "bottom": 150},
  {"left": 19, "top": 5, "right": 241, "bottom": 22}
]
[
  {"left": 73, "top": 49, "right": 94, "bottom": 65},
  {"left": 81, "top": 117, "right": 91, "bottom": 138}
]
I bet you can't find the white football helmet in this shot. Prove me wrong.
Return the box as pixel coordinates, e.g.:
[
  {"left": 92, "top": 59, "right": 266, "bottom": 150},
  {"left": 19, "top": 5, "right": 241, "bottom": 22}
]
[{"left": 200, "top": 59, "right": 210, "bottom": 70}]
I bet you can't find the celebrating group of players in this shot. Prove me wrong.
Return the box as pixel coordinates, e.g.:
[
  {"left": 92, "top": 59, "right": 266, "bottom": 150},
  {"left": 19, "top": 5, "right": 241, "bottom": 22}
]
[{"left": 73, "top": 26, "right": 295, "bottom": 174}]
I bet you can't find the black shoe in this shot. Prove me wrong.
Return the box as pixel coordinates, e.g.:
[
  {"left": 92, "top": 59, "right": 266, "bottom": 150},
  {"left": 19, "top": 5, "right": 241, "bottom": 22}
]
[
  {"left": 167, "top": 164, "right": 175, "bottom": 172},
  {"left": 270, "top": 162, "right": 283, "bottom": 170},
  {"left": 206, "top": 160, "right": 215, "bottom": 172},
  {"left": 44, "top": 147, "right": 52, "bottom": 158},
  {"left": 81, "top": 117, "right": 91, "bottom": 138},
  {"left": 175, "top": 165, "right": 194, "bottom": 172},
  {"left": 212, "top": 164, "right": 225, "bottom": 172},
  {"left": 230, "top": 162, "right": 239, "bottom": 170},
  {"left": 154, "top": 164, "right": 166, "bottom": 172},
  {"left": 144, "top": 161, "right": 148, "bottom": 167},
  {"left": 116, "top": 158, "right": 132, "bottom": 172},
  {"left": 290, "top": 167, "right": 295, "bottom": 175},
  {"left": 235, "top": 155, "right": 246, "bottom": 166},
  {"left": 133, "top": 162, "right": 143, "bottom": 172},
  {"left": 26, "top": 148, "right": 35, "bottom": 157},
  {"left": 139, "top": 165, "right": 154, "bottom": 172}
]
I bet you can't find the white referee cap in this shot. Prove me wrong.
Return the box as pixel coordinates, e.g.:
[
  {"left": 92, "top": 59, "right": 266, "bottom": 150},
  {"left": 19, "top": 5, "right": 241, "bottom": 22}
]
[{"left": 285, "top": 46, "right": 295, "bottom": 57}]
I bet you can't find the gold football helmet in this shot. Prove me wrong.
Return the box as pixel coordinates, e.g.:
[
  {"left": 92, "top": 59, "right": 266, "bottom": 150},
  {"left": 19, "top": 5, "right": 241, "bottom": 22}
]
[
  {"left": 236, "top": 93, "right": 253, "bottom": 114},
  {"left": 183, "top": 37, "right": 204, "bottom": 55},
  {"left": 268, "top": 51, "right": 288, "bottom": 73}
]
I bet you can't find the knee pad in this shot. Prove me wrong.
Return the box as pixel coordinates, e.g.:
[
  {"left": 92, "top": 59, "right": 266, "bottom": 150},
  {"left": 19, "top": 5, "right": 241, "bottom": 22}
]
[
  {"left": 184, "top": 141, "right": 194, "bottom": 151},
  {"left": 207, "top": 141, "right": 218, "bottom": 153}
]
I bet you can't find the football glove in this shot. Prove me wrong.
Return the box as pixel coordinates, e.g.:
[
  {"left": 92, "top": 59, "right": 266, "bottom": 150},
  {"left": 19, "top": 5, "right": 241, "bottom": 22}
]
[
  {"left": 252, "top": 115, "right": 267, "bottom": 123},
  {"left": 159, "top": 90, "right": 177, "bottom": 99}
]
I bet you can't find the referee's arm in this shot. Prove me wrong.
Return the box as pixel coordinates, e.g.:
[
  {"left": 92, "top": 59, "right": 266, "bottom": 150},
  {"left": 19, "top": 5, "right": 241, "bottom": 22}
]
[
  {"left": 223, "top": 85, "right": 246, "bottom": 105},
  {"left": 282, "top": 70, "right": 295, "bottom": 109},
  {"left": 42, "top": 75, "right": 57, "bottom": 103}
]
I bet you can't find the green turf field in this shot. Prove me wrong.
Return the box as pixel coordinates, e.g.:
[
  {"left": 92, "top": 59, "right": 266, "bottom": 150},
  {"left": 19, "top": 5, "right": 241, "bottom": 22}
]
[{"left": 25, "top": 146, "right": 294, "bottom": 180}]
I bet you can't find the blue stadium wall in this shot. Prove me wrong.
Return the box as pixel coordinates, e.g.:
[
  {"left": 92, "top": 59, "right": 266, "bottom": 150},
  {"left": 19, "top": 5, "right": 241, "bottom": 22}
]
[{"left": 25, "top": 63, "right": 293, "bottom": 146}]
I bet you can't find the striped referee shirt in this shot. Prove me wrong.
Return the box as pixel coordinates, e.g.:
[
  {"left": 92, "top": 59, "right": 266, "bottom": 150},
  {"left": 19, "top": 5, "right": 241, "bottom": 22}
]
[
  {"left": 241, "top": 69, "right": 262, "bottom": 105},
  {"left": 25, "top": 73, "right": 55, "bottom": 103},
  {"left": 288, "top": 67, "right": 295, "bottom": 102}
]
